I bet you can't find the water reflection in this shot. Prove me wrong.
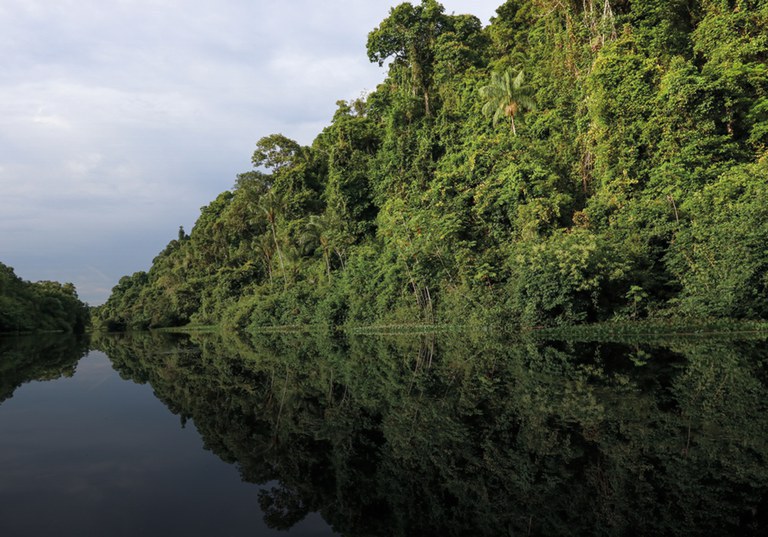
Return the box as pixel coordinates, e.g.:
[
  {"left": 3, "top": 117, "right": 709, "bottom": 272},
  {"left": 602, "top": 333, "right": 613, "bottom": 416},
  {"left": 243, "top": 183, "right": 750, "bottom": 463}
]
[
  {"left": 0, "top": 333, "right": 89, "bottom": 402},
  {"left": 0, "top": 334, "right": 336, "bottom": 537},
  {"left": 92, "top": 330, "right": 768, "bottom": 537}
]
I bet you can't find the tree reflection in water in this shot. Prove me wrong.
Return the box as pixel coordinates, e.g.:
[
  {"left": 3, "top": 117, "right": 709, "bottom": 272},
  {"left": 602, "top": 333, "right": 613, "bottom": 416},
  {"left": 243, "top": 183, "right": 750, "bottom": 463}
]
[
  {"left": 93, "top": 330, "right": 768, "bottom": 537},
  {"left": 0, "top": 333, "right": 89, "bottom": 403}
]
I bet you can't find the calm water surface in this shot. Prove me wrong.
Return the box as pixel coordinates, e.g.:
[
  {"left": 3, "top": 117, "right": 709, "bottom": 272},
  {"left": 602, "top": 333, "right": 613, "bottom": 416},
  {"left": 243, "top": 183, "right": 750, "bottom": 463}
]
[
  {"left": 0, "top": 334, "right": 335, "bottom": 537},
  {"left": 1, "top": 331, "right": 767, "bottom": 536}
]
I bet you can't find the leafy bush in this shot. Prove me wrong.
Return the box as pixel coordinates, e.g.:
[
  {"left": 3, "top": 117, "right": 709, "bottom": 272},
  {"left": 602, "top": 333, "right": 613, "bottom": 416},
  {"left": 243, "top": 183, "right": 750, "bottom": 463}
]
[
  {"left": 666, "top": 161, "right": 768, "bottom": 318},
  {"left": 507, "top": 230, "right": 630, "bottom": 326}
]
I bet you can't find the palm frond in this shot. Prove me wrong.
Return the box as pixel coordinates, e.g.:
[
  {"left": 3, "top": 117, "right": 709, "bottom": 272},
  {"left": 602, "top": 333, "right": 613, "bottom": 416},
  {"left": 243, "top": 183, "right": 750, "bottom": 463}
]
[{"left": 478, "top": 67, "right": 537, "bottom": 134}]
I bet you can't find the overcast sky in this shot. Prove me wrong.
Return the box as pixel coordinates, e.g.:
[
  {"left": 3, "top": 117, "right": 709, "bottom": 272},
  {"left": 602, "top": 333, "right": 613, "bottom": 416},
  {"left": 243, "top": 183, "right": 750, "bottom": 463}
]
[{"left": 0, "top": 0, "right": 502, "bottom": 305}]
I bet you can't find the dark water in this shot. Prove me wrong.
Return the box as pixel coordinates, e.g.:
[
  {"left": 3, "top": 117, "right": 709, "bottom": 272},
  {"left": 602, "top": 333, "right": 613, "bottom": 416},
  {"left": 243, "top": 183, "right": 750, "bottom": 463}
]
[
  {"left": 0, "top": 334, "right": 333, "bottom": 537},
  {"left": 1, "top": 331, "right": 768, "bottom": 536}
]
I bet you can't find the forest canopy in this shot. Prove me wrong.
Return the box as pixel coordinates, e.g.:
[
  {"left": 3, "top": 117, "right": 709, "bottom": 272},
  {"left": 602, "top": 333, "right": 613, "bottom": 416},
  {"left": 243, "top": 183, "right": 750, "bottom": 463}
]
[
  {"left": 0, "top": 262, "right": 90, "bottom": 333},
  {"left": 95, "top": 0, "right": 768, "bottom": 331}
]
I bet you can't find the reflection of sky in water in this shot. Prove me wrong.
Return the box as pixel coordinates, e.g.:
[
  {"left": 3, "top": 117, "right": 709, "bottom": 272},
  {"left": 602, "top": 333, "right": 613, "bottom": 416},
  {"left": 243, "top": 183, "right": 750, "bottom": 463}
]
[{"left": 0, "top": 351, "right": 336, "bottom": 537}]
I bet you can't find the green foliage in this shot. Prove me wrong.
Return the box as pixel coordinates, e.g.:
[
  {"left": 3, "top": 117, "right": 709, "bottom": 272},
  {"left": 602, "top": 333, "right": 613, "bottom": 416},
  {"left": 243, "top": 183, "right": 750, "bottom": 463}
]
[
  {"left": 666, "top": 160, "right": 768, "bottom": 317},
  {"left": 507, "top": 229, "right": 630, "bottom": 326},
  {"left": 100, "top": 0, "right": 768, "bottom": 330},
  {"left": 367, "top": 0, "right": 449, "bottom": 117},
  {"left": 479, "top": 68, "right": 536, "bottom": 135},
  {"left": 0, "top": 262, "right": 90, "bottom": 333}
]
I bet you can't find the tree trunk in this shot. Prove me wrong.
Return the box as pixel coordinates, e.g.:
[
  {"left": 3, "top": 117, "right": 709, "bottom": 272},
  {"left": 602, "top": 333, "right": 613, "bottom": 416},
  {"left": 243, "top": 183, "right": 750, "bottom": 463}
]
[{"left": 271, "top": 221, "right": 287, "bottom": 288}]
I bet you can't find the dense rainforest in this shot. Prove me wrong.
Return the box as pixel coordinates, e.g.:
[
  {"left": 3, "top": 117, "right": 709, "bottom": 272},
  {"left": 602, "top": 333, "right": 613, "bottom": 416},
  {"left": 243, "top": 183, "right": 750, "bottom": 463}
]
[
  {"left": 95, "top": 0, "right": 768, "bottom": 332},
  {"left": 0, "top": 262, "right": 90, "bottom": 333}
]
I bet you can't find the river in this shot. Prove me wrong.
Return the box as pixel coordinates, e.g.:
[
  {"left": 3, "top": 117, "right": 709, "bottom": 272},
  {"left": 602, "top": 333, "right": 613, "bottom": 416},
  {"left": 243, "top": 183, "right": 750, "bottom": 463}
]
[{"left": 1, "top": 330, "right": 766, "bottom": 536}]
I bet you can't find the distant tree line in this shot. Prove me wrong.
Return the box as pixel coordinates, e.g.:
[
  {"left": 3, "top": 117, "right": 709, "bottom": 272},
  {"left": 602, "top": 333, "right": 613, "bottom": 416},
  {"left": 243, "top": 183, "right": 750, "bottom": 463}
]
[
  {"left": 95, "top": 0, "right": 768, "bottom": 331},
  {"left": 0, "top": 262, "right": 90, "bottom": 333}
]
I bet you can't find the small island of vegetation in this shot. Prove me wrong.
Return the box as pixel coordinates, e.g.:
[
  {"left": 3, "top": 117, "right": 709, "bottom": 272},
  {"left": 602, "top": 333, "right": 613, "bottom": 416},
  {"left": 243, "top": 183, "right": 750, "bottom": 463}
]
[{"left": 93, "top": 0, "right": 767, "bottom": 333}]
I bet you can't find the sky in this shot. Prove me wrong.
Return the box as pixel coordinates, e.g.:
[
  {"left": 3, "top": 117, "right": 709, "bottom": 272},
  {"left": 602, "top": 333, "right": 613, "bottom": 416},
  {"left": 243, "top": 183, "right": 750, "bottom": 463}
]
[{"left": 0, "top": 0, "right": 502, "bottom": 305}]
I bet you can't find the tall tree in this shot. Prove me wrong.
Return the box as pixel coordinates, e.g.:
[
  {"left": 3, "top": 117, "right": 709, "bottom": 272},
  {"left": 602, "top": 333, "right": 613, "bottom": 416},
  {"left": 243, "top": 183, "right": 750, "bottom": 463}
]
[
  {"left": 367, "top": 0, "right": 449, "bottom": 116},
  {"left": 257, "top": 190, "right": 288, "bottom": 287}
]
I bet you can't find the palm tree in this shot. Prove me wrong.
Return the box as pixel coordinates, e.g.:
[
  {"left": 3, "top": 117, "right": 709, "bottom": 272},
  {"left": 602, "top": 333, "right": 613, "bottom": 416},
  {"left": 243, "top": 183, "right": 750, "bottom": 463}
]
[
  {"left": 255, "top": 233, "right": 275, "bottom": 286},
  {"left": 256, "top": 190, "right": 287, "bottom": 287},
  {"left": 479, "top": 68, "right": 536, "bottom": 136},
  {"left": 301, "top": 214, "right": 333, "bottom": 282}
]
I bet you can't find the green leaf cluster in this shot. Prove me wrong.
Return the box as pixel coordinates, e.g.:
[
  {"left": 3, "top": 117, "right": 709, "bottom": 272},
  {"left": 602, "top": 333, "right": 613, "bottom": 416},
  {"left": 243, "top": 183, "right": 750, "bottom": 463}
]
[{"left": 0, "top": 262, "right": 90, "bottom": 333}]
